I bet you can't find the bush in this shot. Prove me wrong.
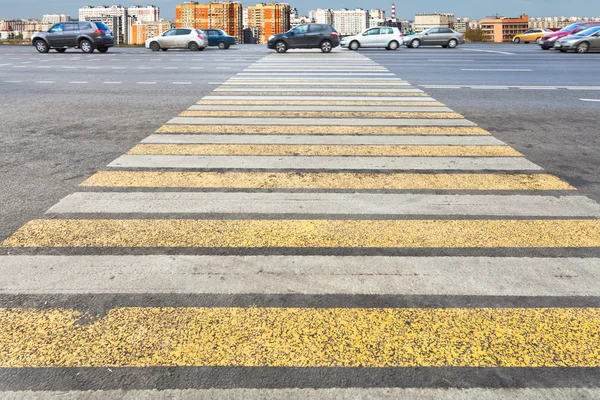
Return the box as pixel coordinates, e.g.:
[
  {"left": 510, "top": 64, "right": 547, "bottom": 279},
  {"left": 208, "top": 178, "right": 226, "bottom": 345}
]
[{"left": 465, "top": 28, "right": 483, "bottom": 42}]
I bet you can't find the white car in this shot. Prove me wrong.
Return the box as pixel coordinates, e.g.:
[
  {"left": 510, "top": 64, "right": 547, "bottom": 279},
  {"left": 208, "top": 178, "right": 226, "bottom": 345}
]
[
  {"left": 145, "top": 28, "right": 208, "bottom": 51},
  {"left": 341, "top": 27, "right": 404, "bottom": 51}
]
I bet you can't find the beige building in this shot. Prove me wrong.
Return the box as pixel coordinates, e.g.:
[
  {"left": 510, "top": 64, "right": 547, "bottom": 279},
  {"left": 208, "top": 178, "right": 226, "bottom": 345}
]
[
  {"left": 309, "top": 9, "right": 334, "bottom": 25},
  {"left": 333, "top": 8, "right": 368, "bottom": 35},
  {"left": 481, "top": 14, "right": 529, "bottom": 43},
  {"left": 247, "top": 3, "right": 290, "bottom": 44},
  {"left": 413, "top": 13, "right": 454, "bottom": 32}
]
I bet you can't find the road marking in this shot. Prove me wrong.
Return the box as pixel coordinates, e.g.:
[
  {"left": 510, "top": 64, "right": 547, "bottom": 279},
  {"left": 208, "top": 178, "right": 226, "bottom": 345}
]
[
  {"left": 172, "top": 82, "right": 192, "bottom": 85},
  {"left": 142, "top": 134, "right": 505, "bottom": 146},
  {"left": 167, "top": 117, "right": 476, "bottom": 127},
  {"left": 127, "top": 144, "right": 520, "bottom": 157},
  {"left": 461, "top": 48, "right": 516, "bottom": 55},
  {"left": 179, "top": 111, "right": 463, "bottom": 119},
  {"left": 3, "top": 80, "right": 21, "bottom": 83},
  {"left": 203, "top": 95, "right": 434, "bottom": 101},
  {"left": 238, "top": 72, "right": 396, "bottom": 76},
  {"left": 581, "top": 99, "right": 600, "bottom": 102},
  {"left": 2, "top": 306, "right": 600, "bottom": 367},
  {"left": 462, "top": 69, "right": 533, "bottom": 72},
  {"left": 103, "top": 81, "right": 122, "bottom": 84},
  {"left": 137, "top": 82, "right": 157, "bottom": 85},
  {"left": 0, "top": 64, "right": 11, "bottom": 67},
  {"left": 12, "top": 65, "right": 27, "bottom": 68},
  {"left": 221, "top": 82, "right": 411, "bottom": 86},
  {"left": 107, "top": 155, "right": 540, "bottom": 171},
  {"left": 156, "top": 125, "right": 488, "bottom": 135},
  {"left": 428, "top": 59, "right": 474, "bottom": 62},
  {"left": 215, "top": 88, "right": 423, "bottom": 93},
  {"left": 50, "top": 193, "right": 599, "bottom": 217},
  {"left": 69, "top": 81, "right": 88, "bottom": 84},
  {"left": 190, "top": 67, "right": 205, "bottom": 69},
  {"left": 196, "top": 100, "right": 445, "bottom": 106},
  {"left": 4, "top": 219, "right": 598, "bottom": 248},
  {"left": 164, "top": 67, "right": 178, "bottom": 70},
  {"left": 188, "top": 105, "right": 453, "bottom": 112}
]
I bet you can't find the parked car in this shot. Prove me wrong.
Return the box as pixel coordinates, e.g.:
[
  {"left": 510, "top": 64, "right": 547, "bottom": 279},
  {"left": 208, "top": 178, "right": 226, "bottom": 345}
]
[
  {"left": 146, "top": 28, "right": 208, "bottom": 51},
  {"left": 554, "top": 26, "right": 600, "bottom": 53},
  {"left": 268, "top": 24, "right": 340, "bottom": 53},
  {"left": 341, "top": 27, "right": 404, "bottom": 50},
  {"left": 512, "top": 28, "right": 552, "bottom": 44},
  {"left": 32, "top": 21, "right": 114, "bottom": 53},
  {"left": 205, "top": 29, "right": 238, "bottom": 49},
  {"left": 405, "top": 28, "right": 465, "bottom": 48},
  {"left": 539, "top": 22, "right": 600, "bottom": 50}
]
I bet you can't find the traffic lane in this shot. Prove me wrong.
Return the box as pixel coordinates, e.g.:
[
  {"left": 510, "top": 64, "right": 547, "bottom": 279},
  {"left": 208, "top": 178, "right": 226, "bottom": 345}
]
[
  {"left": 0, "top": 69, "right": 242, "bottom": 242},
  {"left": 422, "top": 88, "right": 600, "bottom": 203}
]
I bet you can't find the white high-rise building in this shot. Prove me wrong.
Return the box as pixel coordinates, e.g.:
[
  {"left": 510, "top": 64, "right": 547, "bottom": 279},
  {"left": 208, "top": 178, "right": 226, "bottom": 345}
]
[
  {"left": 127, "top": 5, "right": 160, "bottom": 23},
  {"left": 333, "top": 8, "right": 368, "bottom": 35},
  {"left": 41, "top": 14, "right": 71, "bottom": 25},
  {"left": 368, "top": 9, "right": 385, "bottom": 28},
  {"left": 79, "top": 5, "right": 128, "bottom": 44},
  {"left": 309, "top": 9, "right": 334, "bottom": 25}
]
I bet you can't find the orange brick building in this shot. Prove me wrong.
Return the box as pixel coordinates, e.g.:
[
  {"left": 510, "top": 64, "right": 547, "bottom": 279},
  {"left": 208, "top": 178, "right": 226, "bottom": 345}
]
[
  {"left": 129, "top": 21, "right": 175, "bottom": 45},
  {"left": 481, "top": 14, "right": 529, "bottom": 43},
  {"left": 247, "top": 3, "right": 291, "bottom": 44},
  {"left": 176, "top": 1, "right": 243, "bottom": 43}
]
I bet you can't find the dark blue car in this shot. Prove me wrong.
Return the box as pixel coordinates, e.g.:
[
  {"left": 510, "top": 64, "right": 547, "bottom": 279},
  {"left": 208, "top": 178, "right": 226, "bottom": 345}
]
[{"left": 205, "top": 29, "right": 238, "bottom": 49}]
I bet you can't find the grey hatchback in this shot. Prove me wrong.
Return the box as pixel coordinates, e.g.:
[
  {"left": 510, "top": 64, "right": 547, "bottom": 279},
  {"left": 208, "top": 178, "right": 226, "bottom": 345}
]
[
  {"left": 32, "top": 21, "right": 114, "bottom": 53},
  {"left": 405, "top": 27, "right": 465, "bottom": 49}
]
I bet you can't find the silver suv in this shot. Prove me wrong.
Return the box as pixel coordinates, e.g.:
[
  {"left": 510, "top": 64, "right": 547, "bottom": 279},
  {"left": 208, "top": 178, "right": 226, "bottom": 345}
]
[
  {"left": 405, "top": 27, "right": 465, "bottom": 49},
  {"left": 32, "top": 21, "right": 114, "bottom": 53}
]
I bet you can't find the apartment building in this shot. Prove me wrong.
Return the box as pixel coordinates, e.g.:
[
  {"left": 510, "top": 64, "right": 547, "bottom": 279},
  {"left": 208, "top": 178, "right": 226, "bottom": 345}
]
[
  {"left": 368, "top": 9, "right": 386, "bottom": 28},
  {"left": 413, "top": 13, "right": 454, "bottom": 32},
  {"left": 290, "top": 8, "right": 311, "bottom": 26},
  {"left": 453, "top": 17, "right": 470, "bottom": 33},
  {"left": 79, "top": 5, "right": 129, "bottom": 43},
  {"left": 128, "top": 5, "right": 160, "bottom": 23},
  {"left": 481, "top": 14, "right": 529, "bottom": 42},
  {"left": 529, "top": 16, "right": 599, "bottom": 29},
  {"left": 309, "top": 9, "right": 334, "bottom": 25},
  {"left": 176, "top": 1, "right": 243, "bottom": 43},
  {"left": 247, "top": 3, "right": 291, "bottom": 44},
  {"left": 41, "top": 14, "right": 71, "bottom": 25},
  {"left": 333, "top": 8, "right": 368, "bottom": 36},
  {"left": 129, "top": 20, "right": 174, "bottom": 44}
]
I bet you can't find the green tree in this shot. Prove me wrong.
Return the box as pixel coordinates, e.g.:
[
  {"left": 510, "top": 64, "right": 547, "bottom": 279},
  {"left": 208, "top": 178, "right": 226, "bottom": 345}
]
[{"left": 465, "top": 28, "right": 483, "bottom": 42}]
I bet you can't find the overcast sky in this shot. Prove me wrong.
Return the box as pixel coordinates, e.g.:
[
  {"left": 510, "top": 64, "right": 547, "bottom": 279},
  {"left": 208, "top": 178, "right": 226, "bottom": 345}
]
[{"left": 2, "top": 0, "right": 597, "bottom": 20}]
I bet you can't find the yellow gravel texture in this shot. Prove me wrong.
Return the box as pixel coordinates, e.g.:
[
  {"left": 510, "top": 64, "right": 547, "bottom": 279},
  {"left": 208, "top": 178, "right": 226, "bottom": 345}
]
[
  {"left": 3, "top": 219, "right": 598, "bottom": 248},
  {"left": 81, "top": 171, "right": 575, "bottom": 191},
  {"left": 209, "top": 92, "right": 428, "bottom": 97},
  {"left": 127, "top": 144, "right": 522, "bottom": 157},
  {"left": 156, "top": 125, "right": 490, "bottom": 135},
  {"left": 2, "top": 307, "right": 600, "bottom": 367},
  {"left": 178, "top": 111, "right": 463, "bottom": 119},
  {"left": 196, "top": 100, "right": 446, "bottom": 106}
]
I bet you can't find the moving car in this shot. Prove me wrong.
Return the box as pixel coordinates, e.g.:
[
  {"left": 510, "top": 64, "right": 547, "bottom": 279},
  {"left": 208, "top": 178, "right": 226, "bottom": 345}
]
[
  {"left": 512, "top": 28, "right": 552, "bottom": 44},
  {"left": 268, "top": 24, "right": 340, "bottom": 53},
  {"left": 554, "top": 26, "right": 600, "bottom": 53},
  {"left": 341, "top": 27, "right": 404, "bottom": 51},
  {"left": 539, "top": 22, "right": 600, "bottom": 50},
  {"left": 405, "top": 28, "right": 465, "bottom": 48},
  {"left": 32, "top": 21, "right": 113, "bottom": 53},
  {"left": 205, "top": 29, "right": 238, "bottom": 49},
  {"left": 146, "top": 28, "right": 208, "bottom": 51}
]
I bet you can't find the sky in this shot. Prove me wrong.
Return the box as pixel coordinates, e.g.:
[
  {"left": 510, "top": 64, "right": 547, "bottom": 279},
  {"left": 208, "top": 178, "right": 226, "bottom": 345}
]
[{"left": 1, "top": 0, "right": 598, "bottom": 20}]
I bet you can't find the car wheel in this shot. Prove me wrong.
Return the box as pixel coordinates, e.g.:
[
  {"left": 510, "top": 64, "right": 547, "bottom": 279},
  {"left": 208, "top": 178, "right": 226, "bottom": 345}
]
[
  {"left": 275, "top": 41, "right": 287, "bottom": 53},
  {"left": 198, "top": 47, "right": 205, "bottom": 51},
  {"left": 188, "top": 42, "right": 199, "bottom": 51},
  {"left": 349, "top": 41, "right": 359, "bottom": 51},
  {"left": 161, "top": 48, "right": 168, "bottom": 51},
  {"left": 535, "top": 38, "right": 541, "bottom": 44},
  {"left": 320, "top": 40, "right": 333, "bottom": 53},
  {"left": 410, "top": 39, "right": 420, "bottom": 48},
  {"left": 55, "top": 48, "right": 67, "bottom": 53},
  {"left": 34, "top": 39, "right": 49, "bottom": 53},
  {"left": 80, "top": 39, "right": 94, "bottom": 53},
  {"left": 576, "top": 42, "right": 589, "bottom": 53},
  {"left": 387, "top": 40, "right": 399, "bottom": 50},
  {"left": 150, "top": 41, "right": 160, "bottom": 51},
  {"left": 448, "top": 39, "right": 458, "bottom": 48},
  {"left": 218, "top": 41, "right": 226, "bottom": 50},
  {"left": 98, "top": 47, "right": 108, "bottom": 53},
  {"left": 225, "top": 44, "right": 231, "bottom": 49},
  {"left": 514, "top": 38, "right": 520, "bottom": 44}
]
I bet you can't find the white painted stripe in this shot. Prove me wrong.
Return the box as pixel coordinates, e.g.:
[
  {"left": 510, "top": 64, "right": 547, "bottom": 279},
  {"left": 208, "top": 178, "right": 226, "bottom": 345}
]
[
  {"left": 3, "top": 80, "right": 21, "bottom": 83},
  {"left": 69, "top": 81, "right": 88, "bottom": 84},
  {"left": 238, "top": 73, "right": 395, "bottom": 76},
  {"left": 137, "top": 82, "right": 157, "bottom": 85},
  {"left": 142, "top": 134, "right": 506, "bottom": 146},
  {"left": 108, "top": 155, "right": 540, "bottom": 171},
  {"left": 215, "top": 88, "right": 423, "bottom": 93},
  {"left": 49, "top": 193, "right": 600, "bottom": 217},
  {"left": 581, "top": 98, "right": 600, "bottom": 102},
  {"left": 229, "top": 76, "right": 401, "bottom": 81},
  {"left": 187, "top": 105, "right": 453, "bottom": 112},
  {"left": 462, "top": 69, "right": 532, "bottom": 72},
  {"left": 167, "top": 117, "right": 474, "bottom": 127},
  {"left": 244, "top": 69, "right": 387, "bottom": 73},
  {"left": 461, "top": 48, "right": 516, "bottom": 55},
  {"left": 203, "top": 96, "right": 437, "bottom": 102},
  {"left": 221, "top": 82, "right": 410, "bottom": 86},
  {"left": 0, "top": 256, "right": 598, "bottom": 296},
  {"left": 103, "top": 81, "right": 122, "bottom": 84},
  {"left": 173, "top": 82, "right": 192, "bottom": 85}
]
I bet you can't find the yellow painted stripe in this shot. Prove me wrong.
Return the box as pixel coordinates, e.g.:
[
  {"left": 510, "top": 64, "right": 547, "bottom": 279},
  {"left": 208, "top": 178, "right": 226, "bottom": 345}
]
[
  {"left": 127, "top": 144, "right": 522, "bottom": 157},
  {"left": 81, "top": 171, "right": 575, "bottom": 191},
  {"left": 156, "top": 125, "right": 490, "bottom": 136},
  {"left": 178, "top": 111, "right": 464, "bottom": 119},
  {"left": 209, "top": 92, "right": 428, "bottom": 97},
  {"left": 2, "top": 307, "right": 600, "bottom": 367},
  {"left": 196, "top": 100, "right": 446, "bottom": 106},
  {"left": 3, "top": 220, "right": 598, "bottom": 248}
]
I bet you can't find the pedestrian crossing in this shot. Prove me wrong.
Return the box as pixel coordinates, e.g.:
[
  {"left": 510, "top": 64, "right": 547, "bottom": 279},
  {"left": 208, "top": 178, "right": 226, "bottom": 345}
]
[{"left": 1, "top": 50, "right": 600, "bottom": 395}]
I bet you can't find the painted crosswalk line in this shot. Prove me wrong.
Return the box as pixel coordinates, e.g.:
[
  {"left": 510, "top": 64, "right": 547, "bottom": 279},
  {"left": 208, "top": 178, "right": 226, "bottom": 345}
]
[
  {"left": 80, "top": 171, "right": 574, "bottom": 190},
  {"left": 178, "top": 111, "right": 463, "bottom": 119}
]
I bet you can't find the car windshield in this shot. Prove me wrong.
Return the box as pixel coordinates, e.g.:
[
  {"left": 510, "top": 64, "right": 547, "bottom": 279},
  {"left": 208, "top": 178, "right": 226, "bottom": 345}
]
[
  {"left": 217, "top": 30, "right": 225, "bottom": 35},
  {"left": 95, "top": 22, "right": 110, "bottom": 31},
  {"left": 575, "top": 26, "right": 600, "bottom": 36},
  {"left": 559, "top": 23, "right": 581, "bottom": 32}
]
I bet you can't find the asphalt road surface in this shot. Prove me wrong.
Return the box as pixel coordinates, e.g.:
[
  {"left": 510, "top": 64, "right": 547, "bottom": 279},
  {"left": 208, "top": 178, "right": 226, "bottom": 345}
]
[{"left": 1, "top": 43, "right": 600, "bottom": 398}]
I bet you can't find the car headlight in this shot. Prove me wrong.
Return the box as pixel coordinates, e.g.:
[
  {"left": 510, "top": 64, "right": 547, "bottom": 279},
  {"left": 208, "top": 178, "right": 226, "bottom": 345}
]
[
  {"left": 268, "top": 35, "right": 275, "bottom": 41},
  {"left": 548, "top": 36, "right": 559, "bottom": 41}
]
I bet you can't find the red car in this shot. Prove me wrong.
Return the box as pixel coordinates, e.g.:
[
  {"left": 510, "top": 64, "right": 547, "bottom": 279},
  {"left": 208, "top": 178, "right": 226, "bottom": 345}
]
[{"left": 539, "top": 21, "right": 600, "bottom": 49}]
